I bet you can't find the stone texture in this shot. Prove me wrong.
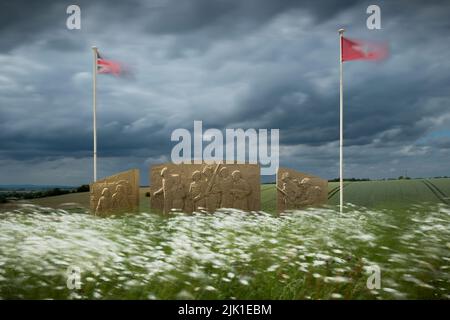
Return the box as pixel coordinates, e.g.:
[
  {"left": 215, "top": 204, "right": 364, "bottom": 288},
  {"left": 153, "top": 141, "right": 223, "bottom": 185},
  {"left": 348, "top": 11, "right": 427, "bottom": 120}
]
[
  {"left": 276, "top": 167, "right": 327, "bottom": 213},
  {"left": 90, "top": 169, "right": 139, "bottom": 216},
  {"left": 150, "top": 163, "right": 260, "bottom": 213}
]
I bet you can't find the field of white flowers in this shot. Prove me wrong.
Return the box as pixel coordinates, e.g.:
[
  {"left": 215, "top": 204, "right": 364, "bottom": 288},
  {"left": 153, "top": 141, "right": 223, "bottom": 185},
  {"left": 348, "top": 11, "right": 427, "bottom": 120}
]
[{"left": 0, "top": 203, "right": 449, "bottom": 299}]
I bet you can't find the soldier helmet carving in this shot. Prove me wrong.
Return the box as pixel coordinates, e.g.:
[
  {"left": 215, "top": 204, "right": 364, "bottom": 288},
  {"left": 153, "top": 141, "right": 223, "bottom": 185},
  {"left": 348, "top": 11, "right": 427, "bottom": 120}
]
[
  {"left": 192, "top": 170, "right": 202, "bottom": 180},
  {"left": 301, "top": 178, "right": 312, "bottom": 186},
  {"left": 219, "top": 167, "right": 229, "bottom": 176},
  {"left": 231, "top": 170, "right": 242, "bottom": 179},
  {"left": 281, "top": 172, "right": 290, "bottom": 181},
  {"left": 160, "top": 167, "right": 168, "bottom": 177},
  {"left": 101, "top": 187, "right": 110, "bottom": 197}
]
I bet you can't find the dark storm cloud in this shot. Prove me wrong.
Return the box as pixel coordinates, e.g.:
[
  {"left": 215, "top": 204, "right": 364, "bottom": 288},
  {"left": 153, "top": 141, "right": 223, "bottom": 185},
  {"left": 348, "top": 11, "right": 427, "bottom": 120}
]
[
  {"left": 1, "top": 0, "right": 450, "bottom": 184},
  {"left": 0, "top": 1, "right": 63, "bottom": 51},
  {"left": 142, "top": 0, "right": 361, "bottom": 34},
  {"left": 0, "top": 0, "right": 362, "bottom": 52}
]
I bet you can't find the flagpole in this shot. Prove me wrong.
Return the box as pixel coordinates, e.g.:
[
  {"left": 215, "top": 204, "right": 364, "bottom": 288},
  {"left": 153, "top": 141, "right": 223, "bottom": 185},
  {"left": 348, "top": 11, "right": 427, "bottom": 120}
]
[
  {"left": 338, "top": 28, "right": 345, "bottom": 213},
  {"left": 92, "top": 46, "right": 98, "bottom": 182}
]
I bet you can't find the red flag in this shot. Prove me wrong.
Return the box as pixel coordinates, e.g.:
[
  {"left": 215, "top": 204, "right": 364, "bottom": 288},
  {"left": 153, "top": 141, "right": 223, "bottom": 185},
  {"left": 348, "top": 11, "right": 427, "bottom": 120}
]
[
  {"left": 96, "top": 51, "right": 122, "bottom": 75},
  {"left": 341, "top": 37, "right": 388, "bottom": 62}
]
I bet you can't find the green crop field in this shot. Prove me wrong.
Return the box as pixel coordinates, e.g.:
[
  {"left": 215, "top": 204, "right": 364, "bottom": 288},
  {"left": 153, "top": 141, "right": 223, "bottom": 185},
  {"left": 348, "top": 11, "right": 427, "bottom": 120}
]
[
  {"left": 0, "top": 178, "right": 449, "bottom": 300},
  {"left": 329, "top": 179, "right": 450, "bottom": 208},
  {"left": 262, "top": 178, "right": 450, "bottom": 212}
]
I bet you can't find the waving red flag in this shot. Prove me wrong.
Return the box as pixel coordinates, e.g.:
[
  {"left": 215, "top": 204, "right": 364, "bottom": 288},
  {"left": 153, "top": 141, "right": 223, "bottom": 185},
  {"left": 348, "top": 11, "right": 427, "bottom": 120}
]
[
  {"left": 341, "top": 37, "right": 388, "bottom": 62},
  {"left": 96, "top": 51, "right": 122, "bottom": 76}
]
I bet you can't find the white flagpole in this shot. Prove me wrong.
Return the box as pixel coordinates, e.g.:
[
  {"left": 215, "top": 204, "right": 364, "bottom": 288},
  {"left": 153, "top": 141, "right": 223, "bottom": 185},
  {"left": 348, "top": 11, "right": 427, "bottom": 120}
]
[
  {"left": 92, "top": 46, "right": 98, "bottom": 182},
  {"left": 338, "top": 28, "right": 345, "bottom": 212}
]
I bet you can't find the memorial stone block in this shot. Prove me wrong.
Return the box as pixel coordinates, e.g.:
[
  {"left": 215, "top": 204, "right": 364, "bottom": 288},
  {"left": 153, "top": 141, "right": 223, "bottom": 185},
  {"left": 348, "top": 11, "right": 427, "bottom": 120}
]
[
  {"left": 90, "top": 169, "right": 140, "bottom": 216},
  {"left": 276, "top": 167, "right": 327, "bottom": 213},
  {"left": 150, "top": 163, "right": 260, "bottom": 213}
]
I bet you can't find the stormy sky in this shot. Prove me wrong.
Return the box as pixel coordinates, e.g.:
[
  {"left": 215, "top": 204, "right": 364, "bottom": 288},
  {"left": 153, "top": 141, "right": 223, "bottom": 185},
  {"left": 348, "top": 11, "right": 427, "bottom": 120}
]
[{"left": 1, "top": 0, "right": 450, "bottom": 185}]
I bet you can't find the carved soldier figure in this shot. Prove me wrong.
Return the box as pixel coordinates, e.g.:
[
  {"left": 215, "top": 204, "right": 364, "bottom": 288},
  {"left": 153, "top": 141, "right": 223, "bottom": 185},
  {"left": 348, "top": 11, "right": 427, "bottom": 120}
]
[
  {"left": 292, "top": 178, "right": 306, "bottom": 206},
  {"left": 231, "top": 170, "right": 251, "bottom": 210},
  {"left": 170, "top": 174, "right": 186, "bottom": 211},
  {"left": 280, "top": 172, "right": 297, "bottom": 209},
  {"left": 96, "top": 187, "right": 111, "bottom": 216},
  {"left": 90, "top": 169, "right": 139, "bottom": 216},
  {"left": 153, "top": 167, "right": 173, "bottom": 214},
  {"left": 218, "top": 166, "right": 233, "bottom": 208},
  {"left": 189, "top": 170, "right": 206, "bottom": 211},
  {"left": 308, "top": 186, "right": 322, "bottom": 205},
  {"left": 202, "top": 165, "right": 221, "bottom": 212},
  {"left": 112, "top": 183, "right": 130, "bottom": 210},
  {"left": 117, "top": 179, "right": 132, "bottom": 196},
  {"left": 299, "top": 178, "right": 322, "bottom": 206}
]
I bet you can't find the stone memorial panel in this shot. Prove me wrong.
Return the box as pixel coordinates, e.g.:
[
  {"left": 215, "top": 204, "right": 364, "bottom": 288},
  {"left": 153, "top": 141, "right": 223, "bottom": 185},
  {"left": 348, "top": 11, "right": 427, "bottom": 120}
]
[
  {"left": 90, "top": 169, "right": 140, "bottom": 216},
  {"left": 150, "top": 163, "right": 260, "bottom": 213},
  {"left": 276, "top": 167, "right": 327, "bottom": 213}
]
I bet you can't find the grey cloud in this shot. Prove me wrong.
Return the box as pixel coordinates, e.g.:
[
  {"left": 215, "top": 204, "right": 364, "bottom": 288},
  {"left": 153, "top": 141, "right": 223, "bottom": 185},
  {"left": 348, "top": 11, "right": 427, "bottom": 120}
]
[{"left": 1, "top": 0, "right": 450, "bottom": 184}]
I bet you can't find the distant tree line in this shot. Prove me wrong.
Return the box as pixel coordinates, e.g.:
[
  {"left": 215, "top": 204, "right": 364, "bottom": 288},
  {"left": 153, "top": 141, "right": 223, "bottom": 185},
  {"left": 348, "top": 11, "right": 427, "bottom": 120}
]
[
  {"left": 329, "top": 178, "right": 371, "bottom": 182},
  {"left": 329, "top": 176, "right": 450, "bottom": 182},
  {"left": 0, "top": 185, "right": 90, "bottom": 203}
]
